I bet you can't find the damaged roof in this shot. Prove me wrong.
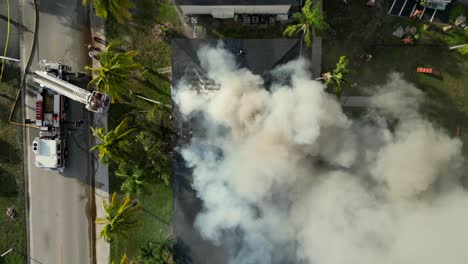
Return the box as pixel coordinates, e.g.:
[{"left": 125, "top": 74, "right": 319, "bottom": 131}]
[
  {"left": 171, "top": 38, "right": 303, "bottom": 90},
  {"left": 171, "top": 38, "right": 304, "bottom": 264}
]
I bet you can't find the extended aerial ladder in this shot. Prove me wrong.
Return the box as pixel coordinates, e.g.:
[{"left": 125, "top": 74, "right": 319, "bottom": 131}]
[
  {"left": 31, "top": 70, "right": 111, "bottom": 114},
  {"left": 29, "top": 60, "right": 111, "bottom": 172}
]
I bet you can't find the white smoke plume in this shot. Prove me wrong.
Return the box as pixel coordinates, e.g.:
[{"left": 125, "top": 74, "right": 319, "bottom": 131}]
[{"left": 174, "top": 45, "right": 467, "bottom": 264}]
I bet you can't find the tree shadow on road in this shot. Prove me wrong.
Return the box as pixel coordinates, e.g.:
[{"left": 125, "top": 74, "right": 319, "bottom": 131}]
[
  {"left": 34, "top": 0, "right": 89, "bottom": 31},
  {"left": 0, "top": 14, "right": 32, "bottom": 32}
]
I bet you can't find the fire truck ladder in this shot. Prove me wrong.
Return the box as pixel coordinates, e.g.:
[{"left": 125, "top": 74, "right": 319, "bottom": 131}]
[
  {"left": 31, "top": 71, "right": 111, "bottom": 113},
  {"left": 32, "top": 71, "right": 90, "bottom": 105}
]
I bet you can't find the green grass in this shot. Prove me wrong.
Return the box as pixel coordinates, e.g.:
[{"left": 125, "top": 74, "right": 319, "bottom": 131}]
[
  {"left": 106, "top": 0, "right": 180, "bottom": 108},
  {"left": 103, "top": 0, "right": 180, "bottom": 261},
  {"left": 0, "top": 66, "right": 26, "bottom": 264},
  {"left": 110, "top": 183, "right": 173, "bottom": 260},
  {"left": 323, "top": 0, "right": 468, "bottom": 155}
]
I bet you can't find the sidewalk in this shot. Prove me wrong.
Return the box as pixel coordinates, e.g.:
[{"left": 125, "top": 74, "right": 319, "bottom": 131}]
[
  {"left": 310, "top": 0, "right": 323, "bottom": 78},
  {"left": 311, "top": 34, "right": 322, "bottom": 77},
  {"left": 89, "top": 7, "right": 110, "bottom": 264}
]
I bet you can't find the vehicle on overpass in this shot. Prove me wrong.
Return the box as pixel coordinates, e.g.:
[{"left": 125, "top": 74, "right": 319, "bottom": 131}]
[{"left": 30, "top": 61, "right": 111, "bottom": 171}]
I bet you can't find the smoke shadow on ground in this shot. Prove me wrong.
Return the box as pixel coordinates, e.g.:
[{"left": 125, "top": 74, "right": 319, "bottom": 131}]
[
  {"left": 419, "top": 82, "right": 468, "bottom": 155},
  {"left": 173, "top": 239, "right": 193, "bottom": 264},
  {"left": 0, "top": 167, "right": 18, "bottom": 197},
  {"left": 172, "top": 152, "right": 195, "bottom": 194},
  {"left": 323, "top": 41, "right": 468, "bottom": 101},
  {"left": 0, "top": 139, "right": 20, "bottom": 165},
  {"left": 369, "top": 45, "right": 466, "bottom": 79}
]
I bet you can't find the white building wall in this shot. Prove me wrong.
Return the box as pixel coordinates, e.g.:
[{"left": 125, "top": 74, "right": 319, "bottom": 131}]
[{"left": 179, "top": 5, "right": 291, "bottom": 15}]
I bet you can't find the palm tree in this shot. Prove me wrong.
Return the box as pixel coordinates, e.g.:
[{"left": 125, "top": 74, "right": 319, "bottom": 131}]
[
  {"left": 320, "top": 56, "right": 350, "bottom": 98},
  {"left": 82, "top": 0, "right": 134, "bottom": 23},
  {"left": 96, "top": 192, "right": 142, "bottom": 242},
  {"left": 154, "top": 237, "right": 176, "bottom": 264},
  {"left": 283, "top": 0, "right": 329, "bottom": 47},
  {"left": 116, "top": 166, "right": 147, "bottom": 196},
  {"left": 91, "top": 117, "right": 137, "bottom": 163},
  {"left": 112, "top": 254, "right": 136, "bottom": 264},
  {"left": 86, "top": 43, "right": 141, "bottom": 102},
  {"left": 138, "top": 237, "right": 176, "bottom": 264},
  {"left": 138, "top": 240, "right": 157, "bottom": 263}
]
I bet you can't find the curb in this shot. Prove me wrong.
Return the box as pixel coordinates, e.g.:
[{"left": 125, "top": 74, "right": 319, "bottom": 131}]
[
  {"left": 18, "top": 0, "right": 31, "bottom": 262},
  {"left": 88, "top": 7, "right": 110, "bottom": 264}
]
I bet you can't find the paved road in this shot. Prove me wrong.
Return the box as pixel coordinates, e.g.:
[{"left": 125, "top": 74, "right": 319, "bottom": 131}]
[
  {"left": 20, "top": 1, "right": 94, "bottom": 263},
  {"left": 0, "top": 0, "right": 20, "bottom": 60}
]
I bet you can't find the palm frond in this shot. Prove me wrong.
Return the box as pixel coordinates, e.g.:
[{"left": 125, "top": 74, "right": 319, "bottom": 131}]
[
  {"left": 97, "top": 192, "right": 142, "bottom": 242},
  {"left": 283, "top": 24, "right": 303, "bottom": 37},
  {"left": 304, "top": 24, "right": 313, "bottom": 47},
  {"left": 288, "top": 0, "right": 329, "bottom": 44},
  {"left": 94, "top": 0, "right": 108, "bottom": 19},
  {"left": 89, "top": 44, "right": 141, "bottom": 102}
]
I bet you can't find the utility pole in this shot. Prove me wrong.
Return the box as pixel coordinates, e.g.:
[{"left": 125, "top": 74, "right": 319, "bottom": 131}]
[
  {"left": 129, "top": 90, "right": 171, "bottom": 108},
  {"left": 0, "top": 55, "right": 20, "bottom": 62},
  {"left": 1, "top": 248, "right": 14, "bottom": 257},
  {"left": 0, "top": 247, "right": 42, "bottom": 263},
  {"left": 449, "top": 43, "right": 468, "bottom": 50}
]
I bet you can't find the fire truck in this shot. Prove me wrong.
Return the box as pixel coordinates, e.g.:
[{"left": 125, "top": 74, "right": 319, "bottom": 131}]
[
  {"left": 30, "top": 61, "right": 111, "bottom": 172},
  {"left": 32, "top": 87, "right": 67, "bottom": 171}
]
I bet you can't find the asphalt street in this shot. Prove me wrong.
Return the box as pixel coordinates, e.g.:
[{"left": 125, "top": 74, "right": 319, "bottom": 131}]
[
  {"left": 20, "top": 0, "right": 94, "bottom": 263},
  {"left": 0, "top": 0, "right": 20, "bottom": 60}
]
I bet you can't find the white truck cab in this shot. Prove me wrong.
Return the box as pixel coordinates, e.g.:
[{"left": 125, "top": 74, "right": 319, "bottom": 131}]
[{"left": 32, "top": 138, "right": 65, "bottom": 172}]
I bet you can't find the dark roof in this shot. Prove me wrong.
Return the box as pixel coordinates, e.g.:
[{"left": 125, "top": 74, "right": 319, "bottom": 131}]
[
  {"left": 171, "top": 39, "right": 303, "bottom": 264},
  {"left": 175, "top": 0, "right": 300, "bottom": 6},
  {"left": 171, "top": 38, "right": 303, "bottom": 89}
]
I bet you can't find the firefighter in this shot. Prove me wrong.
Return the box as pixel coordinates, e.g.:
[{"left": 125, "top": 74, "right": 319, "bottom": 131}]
[{"left": 411, "top": 9, "right": 423, "bottom": 19}]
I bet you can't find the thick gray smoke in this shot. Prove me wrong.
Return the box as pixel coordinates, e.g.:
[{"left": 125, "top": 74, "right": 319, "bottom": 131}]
[{"left": 174, "top": 45, "right": 467, "bottom": 264}]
